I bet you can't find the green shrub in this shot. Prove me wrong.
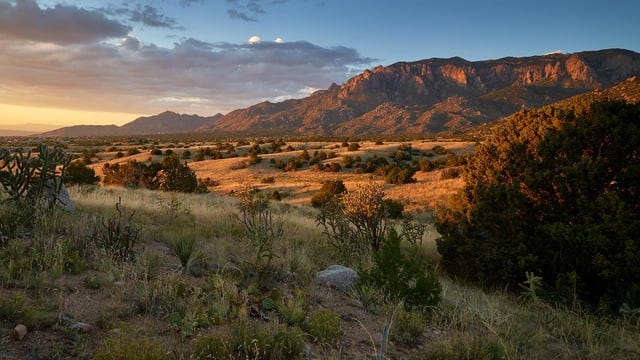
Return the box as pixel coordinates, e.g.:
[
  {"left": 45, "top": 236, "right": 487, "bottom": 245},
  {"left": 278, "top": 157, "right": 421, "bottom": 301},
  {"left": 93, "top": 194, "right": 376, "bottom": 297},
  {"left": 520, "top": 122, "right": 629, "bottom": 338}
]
[
  {"left": 310, "top": 179, "right": 346, "bottom": 208},
  {"left": 306, "top": 310, "right": 341, "bottom": 344},
  {"left": 391, "top": 310, "right": 426, "bottom": 345},
  {"left": 359, "top": 229, "right": 441, "bottom": 311},
  {"left": 225, "top": 321, "right": 305, "bottom": 359},
  {"left": 64, "top": 161, "right": 100, "bottom": 185},
  {"left": 436, "top": 101, "right": 640, "bottom": 310},
  {"left": 94, "top": 333, "right": 170, "bottom": 360},
  {"left": 193, "top": 334, "right": 234, "bottom": 359}
]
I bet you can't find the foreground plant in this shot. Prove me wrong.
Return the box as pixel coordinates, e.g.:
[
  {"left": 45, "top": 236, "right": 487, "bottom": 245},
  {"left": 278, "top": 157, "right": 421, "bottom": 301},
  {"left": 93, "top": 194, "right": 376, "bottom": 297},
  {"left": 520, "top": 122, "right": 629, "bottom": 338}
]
[{"left": 235, "top": 184, "right": 284, "bottom": 281}]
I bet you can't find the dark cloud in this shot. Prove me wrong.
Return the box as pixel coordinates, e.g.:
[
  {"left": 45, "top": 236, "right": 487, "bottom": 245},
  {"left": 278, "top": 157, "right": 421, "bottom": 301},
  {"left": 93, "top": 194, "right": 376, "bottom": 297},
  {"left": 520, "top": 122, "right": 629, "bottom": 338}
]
[
  {"left": 129, "top": 4, "right": 183, "bottom": 29},
  {"left": 0, "top": 0, "right": 129, "bottom": 44},
  {"left": 0, "top": 36, "right": 373, "bottom": 115},
  {"left": 226, "top": 0, "right": 285, "bottom": 22},
  {"left": 179, "top": 0, "right": 204, "bottom": 6},
  {"left": 227, "top": 9, "right": 256, "bottom": 22}
]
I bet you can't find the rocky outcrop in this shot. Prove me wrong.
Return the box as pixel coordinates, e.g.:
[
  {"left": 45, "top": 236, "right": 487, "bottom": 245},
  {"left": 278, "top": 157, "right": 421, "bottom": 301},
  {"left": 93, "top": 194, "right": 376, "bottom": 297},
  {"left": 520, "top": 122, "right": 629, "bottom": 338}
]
[{"left": 206, "top": 49, "right": 640, "bottom": 135}]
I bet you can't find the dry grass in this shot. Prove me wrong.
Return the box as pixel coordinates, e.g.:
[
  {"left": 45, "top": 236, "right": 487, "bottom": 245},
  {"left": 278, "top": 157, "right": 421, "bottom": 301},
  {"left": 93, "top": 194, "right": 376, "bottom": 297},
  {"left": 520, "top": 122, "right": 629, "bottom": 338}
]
[{"left": 90, "top": 139, "right": 474, "bottom": 210}]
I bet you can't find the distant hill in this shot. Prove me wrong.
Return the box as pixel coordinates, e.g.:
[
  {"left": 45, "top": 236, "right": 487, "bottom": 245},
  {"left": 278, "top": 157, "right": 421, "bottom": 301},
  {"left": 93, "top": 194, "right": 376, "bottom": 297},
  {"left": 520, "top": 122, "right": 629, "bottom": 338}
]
[
  {"left": 199, "top": 48, "right": 640, "bottom": 136},
  {"left": 43, "top": 111, "right": 223, "bottom": 137}
]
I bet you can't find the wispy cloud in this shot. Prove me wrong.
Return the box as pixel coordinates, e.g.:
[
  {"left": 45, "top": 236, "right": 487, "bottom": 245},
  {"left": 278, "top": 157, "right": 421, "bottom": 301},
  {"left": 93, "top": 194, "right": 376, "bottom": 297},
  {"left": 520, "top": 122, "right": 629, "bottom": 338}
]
[
  {"left": 0, "top": 0, "right": 129, "bottom": 44},
  {"left": 226, "top": 0, "right": 286, "bottom": 22},
  {"left": 129, "top": 4, "right": 183, "bottom": 29},
  {"left": 100, "top": 3, "right": 183, "bottom": 30}
]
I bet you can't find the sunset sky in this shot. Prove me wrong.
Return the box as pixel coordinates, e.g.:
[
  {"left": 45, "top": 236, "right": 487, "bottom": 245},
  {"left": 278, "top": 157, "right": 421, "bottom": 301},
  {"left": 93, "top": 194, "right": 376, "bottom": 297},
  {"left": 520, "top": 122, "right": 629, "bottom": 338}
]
[{"left": 1, "top": 0, "right": 639, "bottom": 129}]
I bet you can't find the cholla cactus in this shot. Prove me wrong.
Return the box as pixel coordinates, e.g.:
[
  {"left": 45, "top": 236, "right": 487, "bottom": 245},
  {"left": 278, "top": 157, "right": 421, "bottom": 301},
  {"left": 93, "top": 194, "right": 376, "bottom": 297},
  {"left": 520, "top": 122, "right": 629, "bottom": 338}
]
[{"left": 0, "top": 143, "right": 71, "bottom": 210}]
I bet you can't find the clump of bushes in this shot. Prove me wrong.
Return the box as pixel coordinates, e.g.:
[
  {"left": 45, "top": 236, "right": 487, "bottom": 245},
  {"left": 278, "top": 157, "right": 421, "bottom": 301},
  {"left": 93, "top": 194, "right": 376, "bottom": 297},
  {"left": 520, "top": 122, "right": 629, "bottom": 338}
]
[
  {"left": 358, "top": 229, "right": 441, "bottom": 311},
  {"left": 102, "top": 155, "right": 202, "bottom": 193},
  {"left": 437, "top": 101, "right": 640, "bottom": 310}
]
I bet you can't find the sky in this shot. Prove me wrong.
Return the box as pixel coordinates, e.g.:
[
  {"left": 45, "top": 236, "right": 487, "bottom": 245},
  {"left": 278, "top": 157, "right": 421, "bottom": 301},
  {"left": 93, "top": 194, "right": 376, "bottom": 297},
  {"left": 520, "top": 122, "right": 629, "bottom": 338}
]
[{"left": 0, "top": 0, "right": 639, "bottom": 129}]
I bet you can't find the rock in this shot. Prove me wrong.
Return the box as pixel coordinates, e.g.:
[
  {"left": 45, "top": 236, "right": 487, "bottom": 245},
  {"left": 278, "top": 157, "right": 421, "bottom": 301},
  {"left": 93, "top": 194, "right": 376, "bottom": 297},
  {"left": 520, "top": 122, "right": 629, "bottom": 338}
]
[
  {"left": 316, "top": 265, "right": 358, "bottom": 292},
  {"left": 13, "top": 324, "right": 27, "bottom": 340},
  {"left": 71, "top": 322, "right": 93, "bottom": 333},
  {"left": 43, "top": 179, "right": 75, "bottom": 211}
]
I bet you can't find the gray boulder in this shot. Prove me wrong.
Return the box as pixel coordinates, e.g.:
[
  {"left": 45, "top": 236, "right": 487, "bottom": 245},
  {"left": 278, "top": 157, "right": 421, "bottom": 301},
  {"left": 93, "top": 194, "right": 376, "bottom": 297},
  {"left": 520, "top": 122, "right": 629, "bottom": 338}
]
[
  {"left": 316, "top": 265, "right": 358, "bottom": 292},
  {"left": 42, "top": 179, "right": 74, "bottom": 211}
]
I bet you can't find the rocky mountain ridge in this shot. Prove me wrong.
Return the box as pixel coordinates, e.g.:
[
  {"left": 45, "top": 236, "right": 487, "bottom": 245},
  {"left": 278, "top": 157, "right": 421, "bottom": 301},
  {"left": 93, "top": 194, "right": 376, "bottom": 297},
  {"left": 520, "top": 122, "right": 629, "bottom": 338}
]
[
  {"left": 201, "top": 48, "right": 640, "bottom": 135},
  {"left": 43, "top": 49, "right": 640, "bottom": 137}
]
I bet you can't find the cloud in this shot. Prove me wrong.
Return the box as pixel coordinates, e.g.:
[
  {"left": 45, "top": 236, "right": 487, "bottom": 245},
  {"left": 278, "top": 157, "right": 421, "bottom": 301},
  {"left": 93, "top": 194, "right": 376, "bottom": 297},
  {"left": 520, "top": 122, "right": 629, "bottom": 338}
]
[
  {"left": 0, "top": 0, "right": 129, "bottom": 44},
  {"left": 227, "top": 8, "right": 256, "bottom": 22},
  {"left": 226, "top": 0, "right": 286, "bottom": 22},
  {"left": 180, "top": 0, "right": 204, "bottom": 6},
  {"left": 0, "top": 36, "right": 373, "bottom": 115},
  {"left": 274, "top": 37, "right": 284, "bottom": 43},
  {"left": 119, "top": 35, "right": 141, "bottom": 51},
  {"left": 248, "top": 35, "right": 261, "bottom": 44},
  {"left": 129, "top": 4, "right": 183, "bottom": 29}
]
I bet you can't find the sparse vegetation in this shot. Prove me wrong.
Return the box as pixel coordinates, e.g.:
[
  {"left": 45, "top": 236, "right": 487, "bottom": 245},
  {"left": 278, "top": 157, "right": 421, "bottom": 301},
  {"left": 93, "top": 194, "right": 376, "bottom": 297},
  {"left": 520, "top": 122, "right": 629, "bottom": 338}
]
[{"left": 1, "top": 128, "right": 638, "bottom": 359}]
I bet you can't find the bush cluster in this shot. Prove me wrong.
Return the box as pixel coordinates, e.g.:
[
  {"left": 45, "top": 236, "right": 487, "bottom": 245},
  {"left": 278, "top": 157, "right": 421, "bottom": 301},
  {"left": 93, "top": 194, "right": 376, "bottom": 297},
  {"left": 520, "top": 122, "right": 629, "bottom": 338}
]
[
  {"left": 436, "top": 101, "right": 640, "bottom": 310},
  {"left": 102, "top": 155, "right": 203, "bottom": 193}
]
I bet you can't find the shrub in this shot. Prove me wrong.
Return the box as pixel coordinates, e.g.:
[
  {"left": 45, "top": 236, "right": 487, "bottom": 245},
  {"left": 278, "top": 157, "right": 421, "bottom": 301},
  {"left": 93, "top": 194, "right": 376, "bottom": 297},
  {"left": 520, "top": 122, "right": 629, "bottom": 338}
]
[
  {"left": 316, "top": 182, "right": 391, "bottom": 264},
  {"left": 150, "top": 149, "right": 162, "bottom": 156},
  {"left": 391, "top": 310, "right": 426, "bottom": 345},
  {"left": 181, "top": 150, "right": 191, "bottom": 159},
  {"left": 310, "top": 179, "right": 346, "bottom": 208},
  {"left": 235, "top": 185, "right": 284, "bottom": 281},
  {"left": 440, "top": 167, "right": 461, "bottom": 180},
  {"left": 196, "top": 321, "right": 305, "bottom": 359},
  {"left": 94, "top": 333, "right": 170, "bottom": 360},
  {"left": 358, "top": 229, "right": 441, "bottom": 311},
  {"left": 436, "top": 101, "right": 640, "bottom": 310},
  {"left": 306, "top": 310, "right": 341, "bottom": 344},
  {"left": 384, "top": 166, "right": 416, "bottom": 184},
  {"left": 64, "top": 161, "right": 100, "bottom": 185},
  {"left": 88, "top": 198, "right": 140, "bottom": 261},
  {"left": 347, "top": 142, "right": 361, "bottom": 151}
]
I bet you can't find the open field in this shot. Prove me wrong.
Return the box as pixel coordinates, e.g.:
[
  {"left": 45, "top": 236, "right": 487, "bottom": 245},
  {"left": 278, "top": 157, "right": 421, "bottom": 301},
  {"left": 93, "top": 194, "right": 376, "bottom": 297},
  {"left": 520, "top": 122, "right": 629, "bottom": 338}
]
[
  {"left": 1, "top": 185, "right": 639, "bottom": 359},
  {"left": 86, "top": 139, "right": 474, "bottom": 213}
]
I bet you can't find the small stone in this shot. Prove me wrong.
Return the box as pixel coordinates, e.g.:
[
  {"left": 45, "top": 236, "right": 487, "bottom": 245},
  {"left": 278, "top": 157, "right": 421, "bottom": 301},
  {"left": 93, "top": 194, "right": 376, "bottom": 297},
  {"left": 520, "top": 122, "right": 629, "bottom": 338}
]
[
  {"left": 113, "top": 281, "right": 125, "bottom": 287},
  {"left": 315, "top": 265, "right": 358, "bottom": 292},
  {"left": 72, "top": 322, "right": 93, "bottom": 333},
  {"left": 13, "top": 324, "right": 27, "bottom": 340}
]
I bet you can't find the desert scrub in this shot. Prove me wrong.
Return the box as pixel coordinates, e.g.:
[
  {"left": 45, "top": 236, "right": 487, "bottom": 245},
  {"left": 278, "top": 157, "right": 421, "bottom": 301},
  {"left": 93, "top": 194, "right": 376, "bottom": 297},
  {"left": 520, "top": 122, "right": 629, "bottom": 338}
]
[
  {"left": 87, "top": 197, "right": 140, "bottom": 261},
  {"left": 94, "top": 332, "right": 171, "bottom": 360},
  {"left": 306, "top": 309, "right": 341, "bottom": 344},
  {"left": 164, "top": 227, "right": 208, "bottom": 276},
  {"left": 194, "top": 320, "right": 305, "bottom": 359},
  {"left": 391, "top": 310, "right": 426, "bottom": 346},
  {"left": 358, "top": 228, "right": 441, "bottom": 311},
  {"left": 235, "top": 184, "right": 284, "bottom": 281}
]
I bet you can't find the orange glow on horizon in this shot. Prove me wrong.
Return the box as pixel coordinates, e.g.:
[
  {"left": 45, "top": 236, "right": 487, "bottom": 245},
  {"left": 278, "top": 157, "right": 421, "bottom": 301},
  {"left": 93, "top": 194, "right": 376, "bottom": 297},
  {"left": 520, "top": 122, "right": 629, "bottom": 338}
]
[{"left": 0, "top": 103, "right": 142, "bottom": 128}]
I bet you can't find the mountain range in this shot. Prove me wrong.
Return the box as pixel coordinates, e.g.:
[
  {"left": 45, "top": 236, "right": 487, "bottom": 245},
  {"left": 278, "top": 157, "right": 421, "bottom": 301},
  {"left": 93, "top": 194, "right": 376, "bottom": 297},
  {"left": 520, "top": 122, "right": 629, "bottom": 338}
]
[{"left": 42, "top": 48, "right": 640, "bottom": 137}]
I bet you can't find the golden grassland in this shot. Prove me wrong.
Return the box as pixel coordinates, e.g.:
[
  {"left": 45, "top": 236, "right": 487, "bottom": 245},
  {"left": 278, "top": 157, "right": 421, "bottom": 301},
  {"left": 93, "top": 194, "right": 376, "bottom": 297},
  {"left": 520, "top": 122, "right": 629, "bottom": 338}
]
[
  {"left": 1, "top": 137, "right": 639, "bottom": 358},
  {"left": 90, "top": 140, "right": 472, "bottom": 212},
  {"left": 1, "top": 184, "right": 639, "bottom": 359}
]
